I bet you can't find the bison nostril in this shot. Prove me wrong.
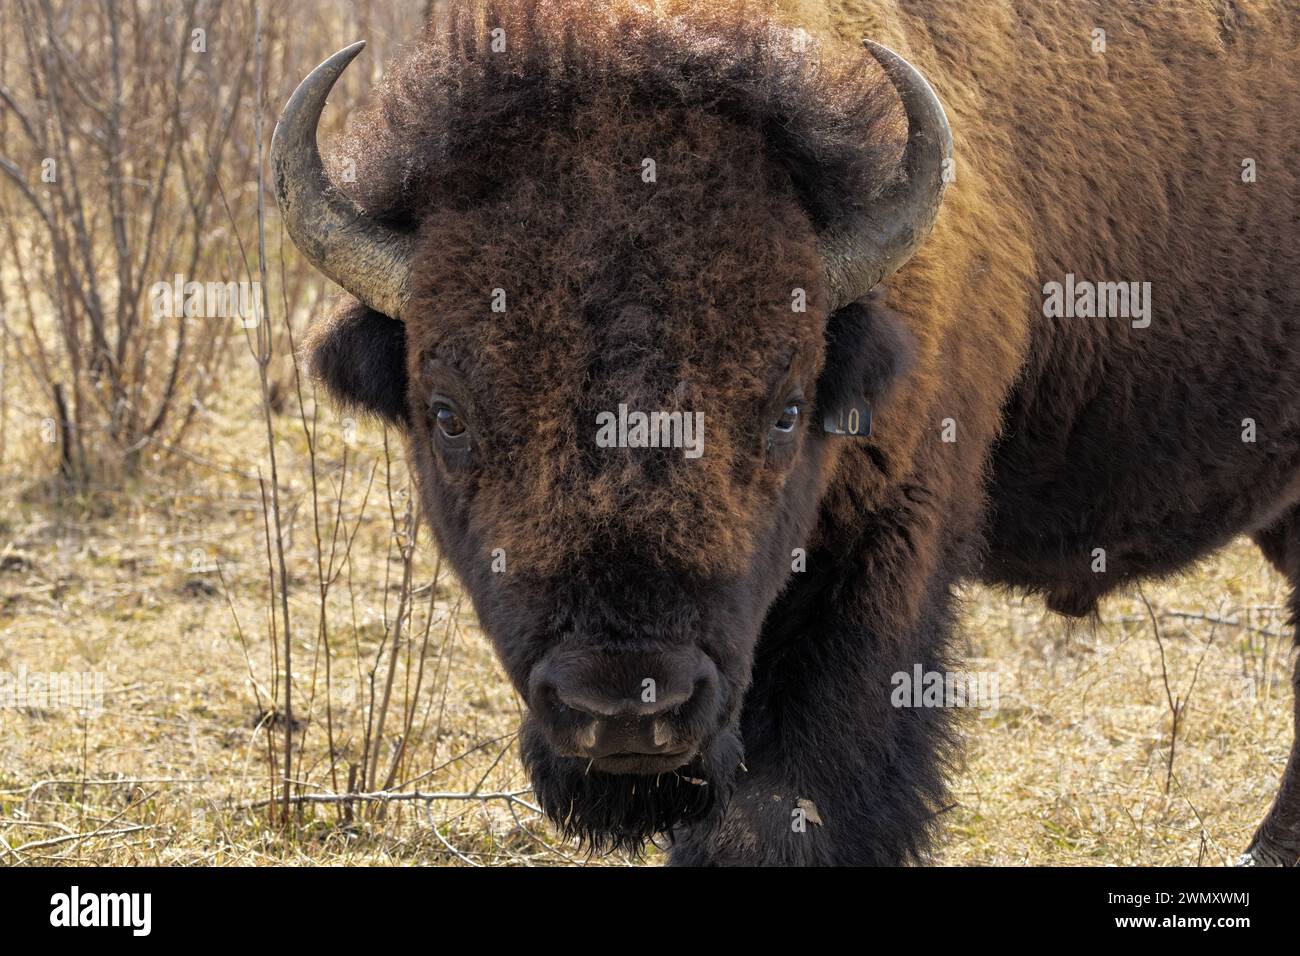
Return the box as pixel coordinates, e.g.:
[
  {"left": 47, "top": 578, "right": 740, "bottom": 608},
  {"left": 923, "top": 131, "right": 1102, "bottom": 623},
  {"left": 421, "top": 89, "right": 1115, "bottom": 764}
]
[
  {"left": 533, "top": 648, "right": 719, "bottom": 763},
  {"left": 559, "top": 711, "right": 685, "bottom": 759},
  {"left": 554, "top": 685, "right": 693, "bottom": 720}
]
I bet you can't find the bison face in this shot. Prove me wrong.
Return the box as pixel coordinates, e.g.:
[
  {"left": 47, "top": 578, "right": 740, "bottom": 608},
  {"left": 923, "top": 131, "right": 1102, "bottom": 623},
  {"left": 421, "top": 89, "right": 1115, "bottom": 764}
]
[
  {"left": 404, "top": 179, "right": 915, "bottom": 847},
  {"left": 275, "top": 32, "right": 948, "bottom": 850},
  {"left": 396, "top": 131, "right": 847, "bottom": 846}
]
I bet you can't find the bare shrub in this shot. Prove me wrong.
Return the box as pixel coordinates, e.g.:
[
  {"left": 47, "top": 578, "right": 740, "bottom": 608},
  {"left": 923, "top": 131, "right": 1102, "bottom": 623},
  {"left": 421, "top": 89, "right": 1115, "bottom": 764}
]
[{"left": 0, "top": 0, "right": 405, "bottom": 486}]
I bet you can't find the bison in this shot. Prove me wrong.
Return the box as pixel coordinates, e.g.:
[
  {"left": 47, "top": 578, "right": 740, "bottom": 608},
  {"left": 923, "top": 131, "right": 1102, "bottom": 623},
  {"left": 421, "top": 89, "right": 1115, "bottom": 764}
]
[{"left": 271, "top": 0, "right": 1300, "bottom": 865}]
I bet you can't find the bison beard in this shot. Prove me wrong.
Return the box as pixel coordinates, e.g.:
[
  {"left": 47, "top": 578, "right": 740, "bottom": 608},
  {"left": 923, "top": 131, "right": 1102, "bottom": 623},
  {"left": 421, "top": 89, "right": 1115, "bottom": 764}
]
[{"left": 522, "top": 718, "right": 744, "bottom": 854}]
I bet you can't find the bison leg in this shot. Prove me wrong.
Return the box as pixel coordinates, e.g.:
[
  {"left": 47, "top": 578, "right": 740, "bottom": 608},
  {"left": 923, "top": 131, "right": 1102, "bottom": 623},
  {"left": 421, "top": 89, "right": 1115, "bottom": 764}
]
[
  {"left": 1238, "top": 655, "right": 1300, "bottom": 866},
  {"left": 1239, "top": 518, "right": 1300, "bottom": 866}
]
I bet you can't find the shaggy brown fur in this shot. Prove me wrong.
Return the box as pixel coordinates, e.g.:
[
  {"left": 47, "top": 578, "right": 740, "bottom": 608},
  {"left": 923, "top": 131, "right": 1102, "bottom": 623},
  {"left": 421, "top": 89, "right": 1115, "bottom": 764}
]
[
  {"left": 300, "top": 0, "right": 1300, "bottom": 864},
  {"left": 321, "top": 0, "right": 914, "bottom": 579}
]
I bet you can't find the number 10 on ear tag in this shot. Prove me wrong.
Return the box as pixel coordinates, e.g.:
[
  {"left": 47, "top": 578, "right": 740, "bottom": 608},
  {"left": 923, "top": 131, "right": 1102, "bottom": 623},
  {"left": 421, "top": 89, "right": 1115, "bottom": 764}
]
[{"left": 822, "top": 399, "right": 872, "bottom": 437}]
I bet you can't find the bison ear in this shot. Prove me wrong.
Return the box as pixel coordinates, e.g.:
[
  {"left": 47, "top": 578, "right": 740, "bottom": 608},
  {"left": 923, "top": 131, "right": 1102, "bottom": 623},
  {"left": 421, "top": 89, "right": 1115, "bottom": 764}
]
[
  {"left": 817, "top": 289, "right": 914, "bottom": 412},
  {"left": 303, "top": 297, "right": 409, "bottom": 426}
]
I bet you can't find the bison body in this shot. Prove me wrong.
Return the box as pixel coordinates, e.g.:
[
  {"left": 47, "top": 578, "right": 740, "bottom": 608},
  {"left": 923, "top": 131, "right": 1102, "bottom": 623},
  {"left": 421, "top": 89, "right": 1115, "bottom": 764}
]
[{"left": 278, "top": 0, "right": 1300, "bottom": 864}]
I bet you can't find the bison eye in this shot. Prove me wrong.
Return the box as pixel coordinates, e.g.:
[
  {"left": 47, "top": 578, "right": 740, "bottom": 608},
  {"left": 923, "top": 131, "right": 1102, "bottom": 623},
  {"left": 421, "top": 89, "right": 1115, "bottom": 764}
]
[
  {"left": 434, "top": 405, "right": 467, "bottom": 439},
  {"left": 774, "top": 403, "right": 801, "bottom": 434}
]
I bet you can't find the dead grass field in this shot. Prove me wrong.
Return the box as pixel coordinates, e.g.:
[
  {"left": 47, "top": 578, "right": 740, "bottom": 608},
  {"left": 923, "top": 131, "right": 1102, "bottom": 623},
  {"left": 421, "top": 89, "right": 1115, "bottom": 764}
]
[{"left": 1, "top": 360, "right": 1293, "bottom": 867}]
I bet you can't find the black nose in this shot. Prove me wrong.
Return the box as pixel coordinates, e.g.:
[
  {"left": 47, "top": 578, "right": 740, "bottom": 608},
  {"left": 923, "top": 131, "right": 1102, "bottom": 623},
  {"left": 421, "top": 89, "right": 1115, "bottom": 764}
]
[
  {"left": 531, "top": 645, "right": 719, "bottom": 765},
  {"left": 556, "top": 685, "right": 691, "bottom": 758}
]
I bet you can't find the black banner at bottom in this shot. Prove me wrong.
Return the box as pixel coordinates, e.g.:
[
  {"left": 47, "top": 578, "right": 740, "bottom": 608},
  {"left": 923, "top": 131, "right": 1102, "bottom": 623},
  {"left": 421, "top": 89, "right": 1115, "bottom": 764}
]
[{"left": 0, "top": 865, "right": 1279, "bottom": 941}]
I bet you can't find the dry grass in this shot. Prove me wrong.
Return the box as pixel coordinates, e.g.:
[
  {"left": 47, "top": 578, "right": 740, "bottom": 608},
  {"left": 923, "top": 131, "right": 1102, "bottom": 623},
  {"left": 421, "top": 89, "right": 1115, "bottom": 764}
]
[
  {"left": 946, "top": 551, "right": 1293, "bottom": 865},
  {"left": 1, "top": 381, "right": 1292, "bottom": 866}
]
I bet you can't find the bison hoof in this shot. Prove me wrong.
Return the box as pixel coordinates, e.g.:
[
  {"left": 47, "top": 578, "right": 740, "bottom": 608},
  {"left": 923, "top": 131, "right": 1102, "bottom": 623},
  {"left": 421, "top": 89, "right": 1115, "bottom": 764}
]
[{"left": 1234, "top": 844, "right": 1293, "bottom": 867}]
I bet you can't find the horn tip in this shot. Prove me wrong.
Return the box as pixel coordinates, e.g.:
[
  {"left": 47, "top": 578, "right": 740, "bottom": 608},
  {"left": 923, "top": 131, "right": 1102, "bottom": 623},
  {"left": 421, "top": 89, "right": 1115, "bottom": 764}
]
[
  {"left": 328, "top": 40, "right": 367, "bottom": 72},
  {"left": 862, "top": 38, "right": 907, "bottom": 76},
  {"left": 314, "top": 41, "right": 368, "bottom": 79}
]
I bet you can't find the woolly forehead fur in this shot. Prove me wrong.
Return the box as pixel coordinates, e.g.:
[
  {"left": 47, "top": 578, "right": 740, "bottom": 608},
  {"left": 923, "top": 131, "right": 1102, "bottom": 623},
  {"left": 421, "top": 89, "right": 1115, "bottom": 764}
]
[{"left": 333, "top": 0, "right": 903, "bottom": 577}]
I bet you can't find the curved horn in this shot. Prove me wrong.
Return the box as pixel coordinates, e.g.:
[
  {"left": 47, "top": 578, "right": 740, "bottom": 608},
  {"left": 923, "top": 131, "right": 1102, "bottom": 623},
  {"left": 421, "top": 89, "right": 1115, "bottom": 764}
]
[
  {"left": 819, "top": 40, "right": 953, "bottom": 310},
  {"left": 271, "top": 41, "right": 414, "bottom": 320}
]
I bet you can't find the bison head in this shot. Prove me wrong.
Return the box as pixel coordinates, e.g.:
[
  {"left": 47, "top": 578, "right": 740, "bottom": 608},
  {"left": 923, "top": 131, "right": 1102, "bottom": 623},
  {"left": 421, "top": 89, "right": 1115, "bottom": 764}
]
[{"left": 272, "top": 0, "right": 949, "bottom": 852}]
